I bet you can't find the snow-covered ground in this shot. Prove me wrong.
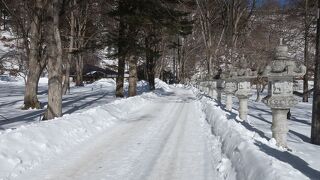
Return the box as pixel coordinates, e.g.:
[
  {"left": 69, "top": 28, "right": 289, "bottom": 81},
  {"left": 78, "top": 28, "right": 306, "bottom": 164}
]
[
  {"left": 0, "top": 77, "right": 117, "bottom": 130},
  {"left": 0, "top": 77, "right": 319, "bottom": 180},
  {"left": 216, "top": 89, "right": 320, "bottom": 180}
]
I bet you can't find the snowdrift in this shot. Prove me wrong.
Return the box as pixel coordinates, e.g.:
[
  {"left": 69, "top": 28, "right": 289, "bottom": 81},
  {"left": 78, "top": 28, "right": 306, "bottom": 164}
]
[
  {"left": 91, "top": 78, "right": 116, "bottom": 88},
  {"left": 199, "top": 95, "right": 308, "bottom": 180},
  {"left": 0, "top": 92, "right": 149, "bottom": 179}
]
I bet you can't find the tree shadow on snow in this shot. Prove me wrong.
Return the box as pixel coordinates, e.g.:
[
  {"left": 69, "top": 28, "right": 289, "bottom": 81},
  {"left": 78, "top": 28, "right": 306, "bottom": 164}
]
[
  {"left": 290, "top": 116, "right": 311, "bottom": 126},
  {"left": 0, "top": 100, "right": 23, "bottom": 108},
  {"left": 0, "top": 92, "right": 114, "bottom": 130},
  {"left": 220, "top": 106, "right": 271, "bottom": 141},
  {"left": 254, "top": 141, "right": 320, "bottom": 180}
]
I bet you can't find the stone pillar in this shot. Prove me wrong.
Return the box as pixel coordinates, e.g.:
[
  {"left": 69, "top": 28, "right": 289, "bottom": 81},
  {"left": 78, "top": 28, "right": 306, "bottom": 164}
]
[
  {"left": 224, "top": 81, "right": 237, "bottom": 111},
  {"left": 271, "top": 109, "right": 289, "bottom": 147},
  {"left": 199, "top": 82, "right": 203, "bottom": 91},
  {"left": 238, "top": 98, "right": 248, "bottom": 120},
  {"left": 206, "top": 85, "right": 210, "bottom": 94},
  {"left": 217, "top": 79, "right": 224, "bottom": 103},
  {"left": 217, "top": 92, "right": 222, "bottom": 102},
  {"left": 209, "top": 81, "right": 218, "bottom": 98},
  {"left": 226, "top": 94, "right": 233, "bottom": 111}
]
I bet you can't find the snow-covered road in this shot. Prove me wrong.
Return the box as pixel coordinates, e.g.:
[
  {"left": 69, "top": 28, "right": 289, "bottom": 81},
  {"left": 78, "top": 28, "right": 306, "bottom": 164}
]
[
  {"left": 16, "top": 87, "right": 230, "bottom": 180},
  {"left": 1, "top": 79, "right": 319, "bottom": 180}
]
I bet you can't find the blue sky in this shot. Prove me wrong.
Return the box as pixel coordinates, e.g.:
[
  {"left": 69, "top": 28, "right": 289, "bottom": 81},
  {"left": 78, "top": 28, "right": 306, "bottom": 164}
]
[{"left": 257, "top": 0, "right": 288, "bottom": 6}]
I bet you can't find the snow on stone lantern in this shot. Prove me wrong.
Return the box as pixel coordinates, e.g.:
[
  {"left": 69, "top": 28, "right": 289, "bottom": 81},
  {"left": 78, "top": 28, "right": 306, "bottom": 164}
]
[
  {"left": 222, "top": 71, "right": 238, "bottom": 111},
  {"left": 233, "top": 56, "right": 257, "bottom": 121},
  {"left": 200, "top": 76, "right": 213, "bottom": 95},
  {"left": 262, "top": 39, "right": 306, "bottom": 147}
]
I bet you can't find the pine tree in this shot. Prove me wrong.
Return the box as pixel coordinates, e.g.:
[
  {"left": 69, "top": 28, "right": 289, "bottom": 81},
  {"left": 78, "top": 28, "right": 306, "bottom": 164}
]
[
  {"left": 128, "top": 0, "right": 193, "bottom": 90},
  {"left": 109, "top": 0, "right": 193, "bottom": 94}
]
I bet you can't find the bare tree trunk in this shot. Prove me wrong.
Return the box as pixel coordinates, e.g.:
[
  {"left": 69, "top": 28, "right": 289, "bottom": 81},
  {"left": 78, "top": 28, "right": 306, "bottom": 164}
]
[
  {"left": 147, "top": 57, "right": 155, "bottom": 90},
  {"left": 177, "top": 36, "right": 181, "bottom": 81},
  {"left": 256, "top": 83, "right": 261, "bottom": 102},
  {"left": 62, "top": 59, "right": 71, "bottom": 94},
  {"left": 303, "top": 0, "right": 309, "bottom": 102},
  {"left": 115, "top": 0, "right": 126, "bottom": 97},
  {"left": 75, "top": 54, "right": 84, "bottom": 86},
  {"left": 116, "top": 54, "right": 125, "bottom": 97},
  {"left": 128, "top": 55, "right": 137, "bottom": 96},
  {"left": 173, "top": 54, "right": 176, "bottom": 81},
  {"left": 311, "top": 0, "right": 320, "bottom": 145},
  {"left": 24, "top": 66, "right": 41, "bottom": 109},
  {"left": 23, "top": 0, "right": 43, "bottom": 109},
  {"left": 44, "top": 0, "right": 63, "bottom": 120},
  {"left": 115, "top": 31, "right": 125, "bottom": 96},
  {"left": 63, "top": 1, "right": 75, "bottom": 94},
  {"left": 145, "top": 36, "right": 156, "bottom": 91}
]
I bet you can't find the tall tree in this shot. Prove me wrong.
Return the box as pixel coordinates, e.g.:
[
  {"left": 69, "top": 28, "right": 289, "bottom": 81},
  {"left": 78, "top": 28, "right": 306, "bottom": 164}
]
[
  {"left": 111, "top": 0, "right": 192, "bottom": 94},
  {"left": 23, "top": 0, "right": 47, "bottom": 109},
  {"left": 114, "top": 0, "right": 127, "bottom": 97},
  {"left": 311, "top": 0, "right": 320, "bottom": 145},
  {"left": 195, "top": 0, "right": 223, "bottom": 75},
  {"left": 303, "top": 0, "right": 310, "bottom": 102},
  {"left": 43, "top": 0, "right": 63, "bottom": 120},
  {"left": 1, "top": 0, "right": 47, "bottom": 109},
  {"left": 62, "top": 0, "right": 76, "bottom": 94},
  {"left": 142, "top": 0, "right": 193, "bottom": 90}
]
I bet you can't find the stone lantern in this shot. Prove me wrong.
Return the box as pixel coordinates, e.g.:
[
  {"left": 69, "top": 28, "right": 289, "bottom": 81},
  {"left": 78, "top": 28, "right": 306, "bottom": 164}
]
[
  {"left": 222, "top": 62, "right": 256, "bottom": 115},
  {"left": 224, "top": 81, "right": 237, "bottom": 111},
  {"left": 216, "top": 79, "right": 225, "bottom": 103},
  {"left": 208, "top": 81, "right": 218, "bottom": 98},
  {"left": 234, "top": 56, "right": 257, "bottom": 121},
  {"left": 203, "top": 82, "right": 209, "bottom": 94},
  {"left": 200, "top": 76, "right": 213, "bottom": 95},
  {"left": 262, "top": 39, "right": 306, "bottom": 147},
  {"left": 208, "top": 70, "right": 225, "bottom": 102},
  {"left": 222, "top": 71, "right": 238, "bottom": 111}
]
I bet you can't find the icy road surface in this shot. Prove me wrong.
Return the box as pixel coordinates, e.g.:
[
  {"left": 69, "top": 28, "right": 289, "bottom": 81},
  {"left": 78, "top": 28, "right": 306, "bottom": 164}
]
[{"left": 17, "top": 87, "right": 232, "bottom": 180}]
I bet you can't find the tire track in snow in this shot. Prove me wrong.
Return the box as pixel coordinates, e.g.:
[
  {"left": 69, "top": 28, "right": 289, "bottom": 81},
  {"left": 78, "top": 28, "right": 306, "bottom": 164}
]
[{"left": 15, "top": 88, "right": 233, "bottom": 180}]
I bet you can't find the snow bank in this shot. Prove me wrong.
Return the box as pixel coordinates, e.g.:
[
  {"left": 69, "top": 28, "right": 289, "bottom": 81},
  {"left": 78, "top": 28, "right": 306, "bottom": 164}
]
[
  {"left": 37, "top": 77, "right": 48, "bottom": 85},
  {"left": 155, "top": 78, "right": 171, "bottom": 91},
  {"left": 0, "top": 76, "right": 48, "bottom": 86},
  {"left": 199, "top": 95, "right": 308, "bottom": 180},
  {"left": 91, "top": 78, "right": 116, "bottom": 87},
  {"left": 0, "top": 93, "right": 150, "bottom": 180}
]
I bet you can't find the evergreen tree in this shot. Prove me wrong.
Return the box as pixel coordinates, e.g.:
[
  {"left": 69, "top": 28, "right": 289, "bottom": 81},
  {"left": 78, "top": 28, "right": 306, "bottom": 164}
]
[{"left": 109, "top": 0, "right": 193, "bottom": 95}]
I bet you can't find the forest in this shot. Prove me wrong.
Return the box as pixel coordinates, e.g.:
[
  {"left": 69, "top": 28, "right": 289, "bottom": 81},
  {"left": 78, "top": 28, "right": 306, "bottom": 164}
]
[{"left": 1, "top": 0, "right": 320, "bottom": 179}]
